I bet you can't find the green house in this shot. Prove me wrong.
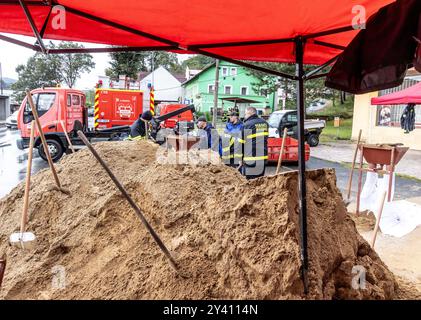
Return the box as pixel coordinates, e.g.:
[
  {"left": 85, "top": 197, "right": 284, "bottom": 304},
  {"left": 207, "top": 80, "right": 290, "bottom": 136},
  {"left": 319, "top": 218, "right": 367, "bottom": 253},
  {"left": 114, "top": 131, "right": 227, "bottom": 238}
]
[{"left": 182, "top": 61, "right": 275, "bottom": 114}]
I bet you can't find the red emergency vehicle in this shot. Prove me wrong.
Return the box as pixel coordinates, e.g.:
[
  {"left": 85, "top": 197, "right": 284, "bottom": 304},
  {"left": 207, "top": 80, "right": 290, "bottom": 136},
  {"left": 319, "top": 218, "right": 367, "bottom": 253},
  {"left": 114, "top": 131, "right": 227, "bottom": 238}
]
[
  {"left": 94, "top": 88, "right": 143, "bottom": 129},
  {"left": 16, "top": 87, "right": 143, "bottom": 161},
  {"left": 157, "top": 103, "right": 194, "bottom": 130}
]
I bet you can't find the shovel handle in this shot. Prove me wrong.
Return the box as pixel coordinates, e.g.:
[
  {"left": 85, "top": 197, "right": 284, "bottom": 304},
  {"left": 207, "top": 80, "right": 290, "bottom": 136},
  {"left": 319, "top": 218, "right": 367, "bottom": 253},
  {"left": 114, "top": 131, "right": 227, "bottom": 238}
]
[
  {"left": 26, "top": 89, "right": 62, "bottom": 190},
  {"left": 276, "top": 128, "right": 288, "bottom": 175},
  {"left": 20, "top": 121, "right": 35, "bottom": 234},
  {"left": 0, "top": 258, "right": 6, "bottom": 289},
  {"left": 77, "top": 131, "right": 179, "bottom": 272},
  {"left": 346, "top": 129, "right": 362, "bottom": 200},
  {"left": 60, "top": 120, "right": 75, "bottom": 153}
]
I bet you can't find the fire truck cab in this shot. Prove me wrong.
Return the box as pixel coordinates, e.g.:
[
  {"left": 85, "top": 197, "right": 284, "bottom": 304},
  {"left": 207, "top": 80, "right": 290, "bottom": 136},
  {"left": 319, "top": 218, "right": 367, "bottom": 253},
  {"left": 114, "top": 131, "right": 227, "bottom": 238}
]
[{"left": 17, "top": 88, "right": 86, "bottom": 161}]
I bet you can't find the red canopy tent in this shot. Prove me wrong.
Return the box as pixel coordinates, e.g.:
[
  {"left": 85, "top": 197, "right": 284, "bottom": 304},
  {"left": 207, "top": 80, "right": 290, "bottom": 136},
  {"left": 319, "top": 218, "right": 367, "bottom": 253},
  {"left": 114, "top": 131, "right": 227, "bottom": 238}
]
[
  {"left": 0, "top": 0, "right": 395, "bottom": 292},
  {"left": 371, "top": 81, "right": 421, "bottom": 105}
]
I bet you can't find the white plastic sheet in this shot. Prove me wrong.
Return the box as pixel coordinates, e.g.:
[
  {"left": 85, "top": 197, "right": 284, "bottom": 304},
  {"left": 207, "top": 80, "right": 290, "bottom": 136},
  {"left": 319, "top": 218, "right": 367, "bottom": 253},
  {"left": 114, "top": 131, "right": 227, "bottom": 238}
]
[{"left": 360, "top": 172, "right": 421, "bottom": 237}]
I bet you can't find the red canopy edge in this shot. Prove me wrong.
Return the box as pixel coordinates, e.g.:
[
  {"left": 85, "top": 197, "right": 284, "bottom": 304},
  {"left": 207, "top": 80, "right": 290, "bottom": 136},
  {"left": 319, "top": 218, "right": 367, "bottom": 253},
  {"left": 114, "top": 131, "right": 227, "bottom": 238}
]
[
  {"left": 371, "top": 81, "right": 421, "bottom": 105},
  {"left": 0, "top": 0, "right": 394, "bottom": 66}
]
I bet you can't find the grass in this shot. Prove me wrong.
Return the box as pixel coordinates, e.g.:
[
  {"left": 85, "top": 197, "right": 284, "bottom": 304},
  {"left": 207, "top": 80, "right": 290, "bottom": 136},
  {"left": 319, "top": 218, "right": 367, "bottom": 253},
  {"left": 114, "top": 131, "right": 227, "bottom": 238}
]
[
  {"left": 310, "top": 98, "right": 355, "bottom": 121},
  {"left": 320, "top": 118, "right": 353, "bottom": 142},
  {"left": 311, "top": 98, "right": 354, "bottom": 142}
]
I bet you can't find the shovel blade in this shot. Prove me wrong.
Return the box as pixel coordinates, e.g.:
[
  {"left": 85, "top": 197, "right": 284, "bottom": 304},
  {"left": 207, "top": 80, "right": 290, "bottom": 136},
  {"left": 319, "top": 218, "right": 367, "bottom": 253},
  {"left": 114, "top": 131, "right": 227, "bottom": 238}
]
[{"left": 9, "top": 232, "right": 37, "bottom": 250}]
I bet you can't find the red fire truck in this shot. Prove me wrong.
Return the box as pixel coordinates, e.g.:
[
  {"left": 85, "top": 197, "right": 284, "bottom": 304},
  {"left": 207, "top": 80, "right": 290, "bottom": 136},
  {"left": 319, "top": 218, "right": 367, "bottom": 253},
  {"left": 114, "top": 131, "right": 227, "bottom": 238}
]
[
  {"left": 94, "top": 88, "right": 143, "bottom": 129},
  {"left": 16, "top": 87, "right": 144, "bottom": 161}
]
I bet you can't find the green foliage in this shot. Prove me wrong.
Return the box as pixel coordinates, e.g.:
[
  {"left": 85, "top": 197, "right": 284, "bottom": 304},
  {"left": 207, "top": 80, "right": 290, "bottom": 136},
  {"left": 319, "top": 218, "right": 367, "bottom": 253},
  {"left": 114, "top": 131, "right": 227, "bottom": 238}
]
[
  {"left": 246, "top": 62, "right": 336, "bottom": 108},
  {"left": 311, "top": 97, "right": 354, "bottom": 120},
  {"left": 195, "top": 111, "right": 212, "bottom": 122},
  {"left": 320, "top": 118, "right": 353, "bottom": 141},
  {"left": 83, "top": 90, "right": 95, "bottom": 107},
  {"left": 47, "top": 42, "right": 95, "bottom": 88},
  {"left": 105, "top": 52, "right": 147, "bottom": 79},
  {"left": 11, "top": 52, "right": 61, "bottom": 103},
  {"left": 12, "top": 42, "right": 94, "bottom": 102},
  {"left": 106, "top": 51, "right": 183, "bottom": 80},
  {"left": 181, "top": 55, "right": 214, "bottom": 70}
]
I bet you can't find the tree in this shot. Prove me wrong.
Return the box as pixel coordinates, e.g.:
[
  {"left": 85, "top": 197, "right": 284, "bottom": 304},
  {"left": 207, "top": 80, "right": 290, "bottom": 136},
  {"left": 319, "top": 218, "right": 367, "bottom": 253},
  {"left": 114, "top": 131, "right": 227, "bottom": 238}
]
[
  {"left": 150, "top": 52, "right": 183, "bottom": 73},
  {"left": 11, "top": 53, "right": 61, "bottom": 103},
  {"left": 105, "top": 50, "right": 183, "bottom": 80},
  {"left": 105, "top": 52, "right": 147, "bottom": 80},
  {"left": 181, "top": 55, "right": 214, "bottom": 70},
  {"left": 48, "top": 42, "right": 95, "bottom": 88},
  {"left": 247, "top": 62, "right": 336, "bottom": 110}
]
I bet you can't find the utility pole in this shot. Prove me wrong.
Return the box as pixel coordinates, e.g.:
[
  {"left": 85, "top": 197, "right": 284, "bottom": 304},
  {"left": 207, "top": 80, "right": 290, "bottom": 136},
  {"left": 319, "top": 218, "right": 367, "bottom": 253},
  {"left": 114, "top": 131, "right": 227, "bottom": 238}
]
[
  {"left": 0, "top": 62, "right": 3, "bottom": 95},
  {"left": 212, "top": 59, "right": 220, "bottom": 126}
]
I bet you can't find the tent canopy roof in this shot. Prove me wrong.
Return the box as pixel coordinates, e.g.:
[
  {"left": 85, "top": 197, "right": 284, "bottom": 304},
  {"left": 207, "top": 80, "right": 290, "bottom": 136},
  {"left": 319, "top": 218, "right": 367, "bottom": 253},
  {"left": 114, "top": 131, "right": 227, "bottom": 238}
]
[
  {"left": 219, "top": 97, "right": 261, "bottom": 104},
  {"left": 371, "top": 81, "right": 421, "bottom": 105},
  {"left": 0, "top": 0, "right": 394, "bottom": 65}
]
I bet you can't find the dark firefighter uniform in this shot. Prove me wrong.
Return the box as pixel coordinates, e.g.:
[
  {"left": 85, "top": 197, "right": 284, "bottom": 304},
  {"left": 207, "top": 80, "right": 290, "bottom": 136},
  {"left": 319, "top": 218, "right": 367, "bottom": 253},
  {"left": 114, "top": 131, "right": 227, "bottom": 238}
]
[
  {"left": 221, "top": 130, "right": 243, "bottom": 166},
  {"left": 221, "top": 114, "right": 243, "bottom": 166},
  {"left": 239, "top": 114, "right": 269, "bottom": 179},
  {"left": 128, "top": 111, "right": 152, "bottom": 141}
]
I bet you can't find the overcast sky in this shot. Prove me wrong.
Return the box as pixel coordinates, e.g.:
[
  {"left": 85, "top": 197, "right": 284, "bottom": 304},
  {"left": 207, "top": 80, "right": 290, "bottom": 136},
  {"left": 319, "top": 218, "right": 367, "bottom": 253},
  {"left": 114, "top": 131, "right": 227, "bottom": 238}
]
[{"left": 0, "top": 33, "right": 189, "bottom": 90}]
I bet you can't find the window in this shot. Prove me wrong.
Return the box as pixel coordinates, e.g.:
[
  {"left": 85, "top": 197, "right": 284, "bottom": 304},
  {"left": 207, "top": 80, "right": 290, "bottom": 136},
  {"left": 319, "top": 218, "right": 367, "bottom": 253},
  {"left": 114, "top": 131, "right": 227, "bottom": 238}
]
[
  {"left": 224, "top": 85, "right": 232, "bottom": 95},
  {"left": 230, "top": 67, "right": 237, "bottom": 76},
  {"left": 208, "top": 84, "right": 215, "bottom": 94},
  {"left": 376, "top": 79, "right": 421, "bottom": 128},
  {"left": 24, "top": 93, "right": 56, "bottom": 123},
  {"left": 221, "top": 67, "right": 229, "bottom": 77},
  {"left": 72, "top": 95, "right": 81, "bottom": 106},
  {"left": 286, "top": 112, "right": 297, "bottom": 123},
  {"left": 67, "top": 94, "right": 71, "bottom": 106},
  {"left": 260, "top": 89, "right": 268, "bottom": 97},
  {"left": 36, "top": 93, "right": 56, "bottom": 112},
  {"left": 268, "top": 113, "right": 284, "bottom": 128},
  {"left": 240, "top": 86, "right": 249, "bottom": 95}
]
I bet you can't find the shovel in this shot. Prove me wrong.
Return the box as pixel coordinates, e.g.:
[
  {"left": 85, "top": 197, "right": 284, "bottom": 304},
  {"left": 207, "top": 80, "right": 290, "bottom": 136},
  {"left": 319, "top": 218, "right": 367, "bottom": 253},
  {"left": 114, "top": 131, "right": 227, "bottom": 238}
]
[
  {"left": 0, "top": 256, "right": 6, "bottom": 289},
  {"left": 77, "top": 130, "right": 181, "bottom": 274},
  {"left": 9, "top": 121, "right": 37, "bottom": 250}
]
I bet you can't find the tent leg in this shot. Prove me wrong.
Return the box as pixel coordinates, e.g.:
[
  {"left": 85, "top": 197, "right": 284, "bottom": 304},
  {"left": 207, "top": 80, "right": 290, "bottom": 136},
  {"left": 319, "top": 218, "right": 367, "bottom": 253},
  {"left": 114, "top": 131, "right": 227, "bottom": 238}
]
[{"left": 295, "top": 37, "right": 309, "bottom": 294}]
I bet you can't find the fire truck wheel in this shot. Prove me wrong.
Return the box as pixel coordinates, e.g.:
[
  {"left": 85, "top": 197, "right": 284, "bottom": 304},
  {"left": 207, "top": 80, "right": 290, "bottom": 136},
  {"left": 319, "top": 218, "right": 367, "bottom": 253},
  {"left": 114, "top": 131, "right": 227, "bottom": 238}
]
[{"left": 38, "top": 139, "right": 64, "bottom": 162}]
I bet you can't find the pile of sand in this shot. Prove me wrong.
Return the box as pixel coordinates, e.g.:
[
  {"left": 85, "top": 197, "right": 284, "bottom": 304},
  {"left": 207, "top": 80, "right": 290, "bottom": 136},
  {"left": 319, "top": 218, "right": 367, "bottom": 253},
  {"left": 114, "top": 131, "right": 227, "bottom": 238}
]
[{"left": 0, "top": 140, "right": 419, "bottom": 299}]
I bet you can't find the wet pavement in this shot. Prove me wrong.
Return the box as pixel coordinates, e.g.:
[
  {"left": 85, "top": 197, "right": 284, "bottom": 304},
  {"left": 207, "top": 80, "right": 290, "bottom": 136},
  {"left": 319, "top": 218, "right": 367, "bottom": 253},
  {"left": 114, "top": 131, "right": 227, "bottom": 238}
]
[
  {"left": 1, "top": 126, "right": 420, "bottom": 201},
  {"left": 0, "top": 127, "right": 48, "bottom": 198},
  {"left": 266, "top": 158, "right": 421, "bottom": 202}
]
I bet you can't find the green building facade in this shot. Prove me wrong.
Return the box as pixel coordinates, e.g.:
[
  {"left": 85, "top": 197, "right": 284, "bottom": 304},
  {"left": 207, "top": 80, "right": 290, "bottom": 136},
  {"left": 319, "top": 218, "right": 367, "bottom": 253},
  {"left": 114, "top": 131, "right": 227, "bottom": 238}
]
[{"left": 182, "top": 61, "right": 275, "bottom": 114}]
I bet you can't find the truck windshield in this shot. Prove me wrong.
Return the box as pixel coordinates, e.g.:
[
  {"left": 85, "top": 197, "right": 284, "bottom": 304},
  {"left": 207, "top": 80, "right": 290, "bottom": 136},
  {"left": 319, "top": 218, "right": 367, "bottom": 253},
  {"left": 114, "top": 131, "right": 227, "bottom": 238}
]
[
  {"left": 268, "top": 113, "right": 284, "bottom": 128},
  {"left": 23, "top": 92, "right": 57, "bottom": 123}
]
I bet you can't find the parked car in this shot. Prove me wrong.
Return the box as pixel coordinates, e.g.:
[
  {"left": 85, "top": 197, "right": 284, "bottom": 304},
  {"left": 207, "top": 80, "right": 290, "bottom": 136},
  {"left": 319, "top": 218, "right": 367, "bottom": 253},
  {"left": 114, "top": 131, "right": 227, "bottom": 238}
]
[
  {"left": 307, "top": 99, "right": 328, "bottom": 113},
  {"left": 5, "top": 110, "right": 19, "bottom": 129},
  {"left": 268, "top": 110, "right": 326, "bottom": 147}
]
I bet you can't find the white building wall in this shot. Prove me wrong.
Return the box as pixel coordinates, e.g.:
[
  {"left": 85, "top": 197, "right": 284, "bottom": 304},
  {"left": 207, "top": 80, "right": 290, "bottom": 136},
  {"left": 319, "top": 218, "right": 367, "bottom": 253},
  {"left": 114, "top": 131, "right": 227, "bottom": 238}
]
[{"left": 139, "top": 66, "right": 183, "bottom": 112}]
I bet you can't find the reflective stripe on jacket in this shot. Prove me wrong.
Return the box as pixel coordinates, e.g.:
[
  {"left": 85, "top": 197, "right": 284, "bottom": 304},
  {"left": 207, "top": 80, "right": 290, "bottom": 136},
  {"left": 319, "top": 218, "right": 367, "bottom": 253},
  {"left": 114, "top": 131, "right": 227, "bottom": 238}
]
[{"left": 240, "top": 114, "right": 269, "bottom": 166}]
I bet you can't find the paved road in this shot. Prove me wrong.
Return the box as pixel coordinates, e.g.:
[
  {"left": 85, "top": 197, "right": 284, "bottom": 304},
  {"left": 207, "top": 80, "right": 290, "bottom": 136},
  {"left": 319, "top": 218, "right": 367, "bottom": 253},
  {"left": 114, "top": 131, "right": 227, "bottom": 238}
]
[
  {"left": 0, "top": 128, "right": 48, "bottom": 198},
  {"left": 266, "top": 158, "right": 421, "bottom": 202},
  {"left": 1, "top": 127, "right": 421, "bottom": 201}
]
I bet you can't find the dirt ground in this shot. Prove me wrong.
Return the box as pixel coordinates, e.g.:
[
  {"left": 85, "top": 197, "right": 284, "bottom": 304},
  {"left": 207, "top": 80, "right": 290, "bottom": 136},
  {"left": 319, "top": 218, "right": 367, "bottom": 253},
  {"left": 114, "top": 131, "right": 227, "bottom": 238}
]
[{"left": 0, "top": 140, "right": 419, "bottom": 300}]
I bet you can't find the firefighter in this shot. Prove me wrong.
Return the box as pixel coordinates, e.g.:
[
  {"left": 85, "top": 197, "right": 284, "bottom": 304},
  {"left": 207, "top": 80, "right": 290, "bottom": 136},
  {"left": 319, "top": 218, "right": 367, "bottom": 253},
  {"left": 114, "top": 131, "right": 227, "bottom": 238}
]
[
  {"left": 224, "top": 111, "right": 243, "bottom": 134},
  {"left": 128, "top": 111, "right": 153, "bottom": 141},
  {"left": 238, "top": 107, "right": 269, "bottom": 179},
  {"left": 221, "top": 111, "right": 243, "bottom": 167},
  {"left": 196, "top": 116, "right": 216, "bottom": 149}
]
